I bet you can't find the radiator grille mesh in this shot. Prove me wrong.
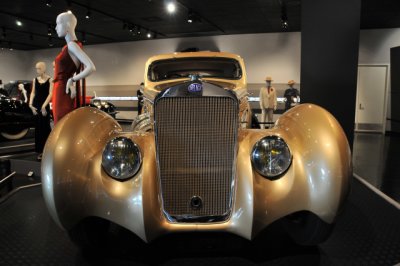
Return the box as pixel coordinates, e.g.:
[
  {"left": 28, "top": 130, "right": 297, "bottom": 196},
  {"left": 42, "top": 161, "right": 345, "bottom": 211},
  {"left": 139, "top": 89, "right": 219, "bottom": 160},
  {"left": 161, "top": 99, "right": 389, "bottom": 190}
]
[{"left": 154, "top": 97, "right": 238, "bottom": 220}]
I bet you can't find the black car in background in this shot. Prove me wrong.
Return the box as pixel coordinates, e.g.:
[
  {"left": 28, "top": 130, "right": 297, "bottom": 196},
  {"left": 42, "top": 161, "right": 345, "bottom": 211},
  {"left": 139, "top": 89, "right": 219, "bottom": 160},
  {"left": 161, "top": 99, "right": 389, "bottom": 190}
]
[
  {"left": 0, "top": 80, "right": 117, "bottom": 140},
  {"left": 0, "top": 92, "right": 34, "bottom": 140}
]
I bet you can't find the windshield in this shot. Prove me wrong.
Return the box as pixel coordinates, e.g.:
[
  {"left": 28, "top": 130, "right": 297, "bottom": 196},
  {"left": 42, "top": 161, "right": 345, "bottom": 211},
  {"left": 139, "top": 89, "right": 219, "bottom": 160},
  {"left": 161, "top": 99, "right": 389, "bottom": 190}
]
[{"left": 148, "top": 57, "right": 242, "bottom": 82}]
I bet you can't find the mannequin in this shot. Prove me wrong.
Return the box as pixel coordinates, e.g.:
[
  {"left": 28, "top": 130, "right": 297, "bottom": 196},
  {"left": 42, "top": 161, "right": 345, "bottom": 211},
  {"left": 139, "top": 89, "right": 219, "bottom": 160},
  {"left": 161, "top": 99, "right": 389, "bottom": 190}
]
[
  {"left": 17, "top": 84, "right": 28, "bottom": 103},
  {"left": 29, "top": 62, "right": 52, "bottom": 160},
  {"left": 284, "top": 80, "right": 300, "bottom": 111},
  {"left": 259, "top": 76, "right": 277, "bottom": 129},
  {"left": 52, "top": 11, "right": 96, "bottom": 124}
]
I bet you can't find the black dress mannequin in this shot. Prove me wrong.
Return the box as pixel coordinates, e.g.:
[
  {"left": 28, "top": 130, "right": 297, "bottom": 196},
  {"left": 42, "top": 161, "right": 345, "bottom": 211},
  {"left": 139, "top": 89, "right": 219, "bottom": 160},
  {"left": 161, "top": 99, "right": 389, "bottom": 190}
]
[{"left": 32, "top": 78, "right": 51, "bottom": 157}]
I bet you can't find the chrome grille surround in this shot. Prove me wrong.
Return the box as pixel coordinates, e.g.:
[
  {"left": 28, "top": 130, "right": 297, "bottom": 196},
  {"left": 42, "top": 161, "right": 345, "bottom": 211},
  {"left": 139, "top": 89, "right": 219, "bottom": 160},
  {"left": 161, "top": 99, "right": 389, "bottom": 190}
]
[{"left": 154, "top": 83, "right": 239, "bottom": 223}]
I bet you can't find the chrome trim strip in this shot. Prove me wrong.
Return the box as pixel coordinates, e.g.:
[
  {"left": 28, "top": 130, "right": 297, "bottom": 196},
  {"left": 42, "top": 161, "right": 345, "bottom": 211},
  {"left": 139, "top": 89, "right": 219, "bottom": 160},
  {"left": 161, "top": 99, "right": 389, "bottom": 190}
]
[
  {"left": 0, "top": 171, "right": 16, "bottom": 185},
  {"left": 0, "top": 183, "right": 41, "bottom": 205},
  {"left": 353, "top": 173, "right": 400, "bottom": 210}
]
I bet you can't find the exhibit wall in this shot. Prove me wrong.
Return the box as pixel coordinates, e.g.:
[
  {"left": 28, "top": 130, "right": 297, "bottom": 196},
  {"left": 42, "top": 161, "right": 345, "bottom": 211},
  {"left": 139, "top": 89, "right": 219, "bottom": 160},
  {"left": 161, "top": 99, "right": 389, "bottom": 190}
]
[
  {"left": 0, "top": 50, "right": 30, "bottom": 82},
  {"left": 0, "top": 31, "right": 301, "bottom": 91},
  {"left": 358, "top": 28, "right": 400, "bottom": 132},
  {"left": 1, "top": 28, "right": 399, "bottom": 131}
]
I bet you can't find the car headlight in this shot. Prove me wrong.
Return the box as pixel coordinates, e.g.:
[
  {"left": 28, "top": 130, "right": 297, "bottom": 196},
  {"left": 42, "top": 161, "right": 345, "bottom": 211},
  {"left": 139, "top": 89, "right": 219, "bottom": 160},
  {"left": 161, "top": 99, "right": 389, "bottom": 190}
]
[
  {"left": 102, "top": 137, "right": 142, "bottom": 181},
  {"left": 251, "top": 136, "right": 292, "bottom": 179}
]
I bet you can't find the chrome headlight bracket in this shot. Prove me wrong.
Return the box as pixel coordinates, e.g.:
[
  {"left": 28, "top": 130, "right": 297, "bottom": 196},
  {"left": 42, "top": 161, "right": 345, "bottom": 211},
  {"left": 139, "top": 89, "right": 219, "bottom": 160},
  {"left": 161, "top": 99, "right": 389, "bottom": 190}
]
[{"left": 251, "top": 136, "right": 292, "bottom": 180}]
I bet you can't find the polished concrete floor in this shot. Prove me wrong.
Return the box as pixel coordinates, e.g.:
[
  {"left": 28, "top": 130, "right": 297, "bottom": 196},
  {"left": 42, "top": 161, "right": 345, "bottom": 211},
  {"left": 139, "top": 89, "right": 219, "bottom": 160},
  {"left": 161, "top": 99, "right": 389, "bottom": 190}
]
[{"left": 352, "top": 132, "right": 400, "bottom": 203}]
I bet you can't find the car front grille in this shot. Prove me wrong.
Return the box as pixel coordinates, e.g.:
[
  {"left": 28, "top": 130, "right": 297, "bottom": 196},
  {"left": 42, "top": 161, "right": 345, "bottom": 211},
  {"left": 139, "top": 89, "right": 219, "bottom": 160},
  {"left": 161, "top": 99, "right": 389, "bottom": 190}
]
[{"left": 154, "top": 96, "right": 238, "bottom": 222}]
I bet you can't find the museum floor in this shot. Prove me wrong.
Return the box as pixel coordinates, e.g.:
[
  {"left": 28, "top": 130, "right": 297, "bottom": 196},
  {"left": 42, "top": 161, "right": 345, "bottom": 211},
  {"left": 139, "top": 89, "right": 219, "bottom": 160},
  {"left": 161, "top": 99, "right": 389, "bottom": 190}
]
[{"left": 0, "top": 130, "right": 399, "bottom": 265}]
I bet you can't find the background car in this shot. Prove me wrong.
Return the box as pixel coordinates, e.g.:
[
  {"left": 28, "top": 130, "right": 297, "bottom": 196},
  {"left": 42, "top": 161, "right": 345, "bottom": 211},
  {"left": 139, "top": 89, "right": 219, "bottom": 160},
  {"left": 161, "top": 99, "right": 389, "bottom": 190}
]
[{"left": 0, "top": 91, "right": 34, "bottom": 140}]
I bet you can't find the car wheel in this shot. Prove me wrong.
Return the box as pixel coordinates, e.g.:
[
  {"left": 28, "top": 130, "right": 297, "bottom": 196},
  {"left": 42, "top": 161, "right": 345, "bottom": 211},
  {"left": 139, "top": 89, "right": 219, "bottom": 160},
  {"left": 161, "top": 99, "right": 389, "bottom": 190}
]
[
  {"left": 283, "top": 211, "right": 334, "bottom": 246},
  {"left": 1, "top": 128, "right": 29, "bottom": 140},
  {"left": 68, "top": 218, "right": 111, "bottom": 250}
]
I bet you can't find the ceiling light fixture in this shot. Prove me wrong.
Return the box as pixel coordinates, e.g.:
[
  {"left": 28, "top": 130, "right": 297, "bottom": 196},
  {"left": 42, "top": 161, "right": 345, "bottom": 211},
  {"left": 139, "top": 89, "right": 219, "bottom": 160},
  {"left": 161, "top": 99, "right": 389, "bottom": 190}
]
[
  {"left": 281, "top": 3, "right": 289, "bottom": 31},
  {"left": 16, "top": 20, "right": 23, "bottom": 27},
  {"left": 47, "top": 24, "right": 52, "bottom": 36},
  {"left": 166, "top": 2, "right": 176, "bottom": 14},
  {"left": 85, "top": 9, "right": 91, "bottom": 19},
  {"left": 146, "top": 31, "right": 152, "bottom": 39},
  {"left": 187, "top": 10, "right": 201, "bottom": 24},
  {"left": 187, "top": 10, "right": 193, "bottom": 23},
  {"left": 45, "top": 0, "right": 52, "bottom": 7}
]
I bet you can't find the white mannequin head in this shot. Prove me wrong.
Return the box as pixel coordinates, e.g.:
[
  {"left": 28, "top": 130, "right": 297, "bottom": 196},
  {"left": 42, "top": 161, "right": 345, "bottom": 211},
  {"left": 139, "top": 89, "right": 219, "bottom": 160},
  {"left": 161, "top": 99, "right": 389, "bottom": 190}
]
[
  {"left": 35, "top": 62, "right": 46, "bottom": 75},
  {"left": 55, "top": 11, "right": 77, "bottom": 38},
  {"left": 266, "top": 81, "right": 271, "bottom": 87},
  {"left": 18, "top": 83, "right": 24, "bottom": 91}
]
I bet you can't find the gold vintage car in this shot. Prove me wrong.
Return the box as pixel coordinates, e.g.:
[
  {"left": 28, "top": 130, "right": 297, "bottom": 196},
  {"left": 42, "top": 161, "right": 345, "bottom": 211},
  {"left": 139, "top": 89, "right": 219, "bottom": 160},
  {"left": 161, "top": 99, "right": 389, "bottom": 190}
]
[{"left": 42, "top": 51, "right": 351, "bottom": 248}]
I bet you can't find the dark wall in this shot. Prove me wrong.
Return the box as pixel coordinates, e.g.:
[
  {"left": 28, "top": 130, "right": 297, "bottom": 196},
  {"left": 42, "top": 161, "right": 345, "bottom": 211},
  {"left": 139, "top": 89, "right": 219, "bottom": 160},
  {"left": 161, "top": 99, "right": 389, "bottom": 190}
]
[
  {"left": 300, "top": 0, "right": 361, "bottom": 145},
  {"left": 390, "top": 47, "right": 400, "bottom": 133}
]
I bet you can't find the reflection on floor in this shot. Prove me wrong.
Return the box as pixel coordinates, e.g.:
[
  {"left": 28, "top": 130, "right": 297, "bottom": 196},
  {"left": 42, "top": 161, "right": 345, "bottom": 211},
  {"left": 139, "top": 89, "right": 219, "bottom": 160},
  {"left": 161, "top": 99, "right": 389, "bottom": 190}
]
[{"left": 353, "top": 132, "right": 400, "bottom": 203}]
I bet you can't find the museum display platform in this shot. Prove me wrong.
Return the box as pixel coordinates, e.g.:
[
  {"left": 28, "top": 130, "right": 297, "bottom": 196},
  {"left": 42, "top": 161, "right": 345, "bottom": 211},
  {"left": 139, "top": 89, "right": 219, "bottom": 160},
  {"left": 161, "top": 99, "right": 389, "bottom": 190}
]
[{"left": 0, "top": 174, "right": 399, "bottom": 265}]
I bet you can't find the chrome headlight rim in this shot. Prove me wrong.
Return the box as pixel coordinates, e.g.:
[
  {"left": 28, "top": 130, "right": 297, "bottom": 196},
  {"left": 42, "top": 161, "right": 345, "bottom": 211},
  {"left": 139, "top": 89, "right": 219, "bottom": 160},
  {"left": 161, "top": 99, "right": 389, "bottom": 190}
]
[
  {"left": 101, "top": 136, "right": 142, "bottom": 181},
  {"left": 250, "top": 135, "right": 292, "bottom": 180}
]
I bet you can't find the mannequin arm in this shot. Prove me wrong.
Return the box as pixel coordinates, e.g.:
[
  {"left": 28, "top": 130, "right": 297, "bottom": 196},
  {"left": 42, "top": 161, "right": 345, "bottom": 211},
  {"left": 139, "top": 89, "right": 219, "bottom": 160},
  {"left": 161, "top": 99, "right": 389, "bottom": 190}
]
[
  {"left": 259, "top": 89, "right": 263, "bottom": 109},
  {"left": 42, "top": 79, "right": 54, "bottom": 109},
  {"left": 273, "top": 91, "right": 277, "bottom": 110},
  {"left": 23, "top": 89, "right": 28, "bottom": 103},
  {"left": 67, "top": 41, "right": 96, "bottom": 81},
  {"left": 66, "top": 42, "right": 96, "bottom": 99},
  {"left": 29, "top": 79, "right": 36, "bottom": 106}
]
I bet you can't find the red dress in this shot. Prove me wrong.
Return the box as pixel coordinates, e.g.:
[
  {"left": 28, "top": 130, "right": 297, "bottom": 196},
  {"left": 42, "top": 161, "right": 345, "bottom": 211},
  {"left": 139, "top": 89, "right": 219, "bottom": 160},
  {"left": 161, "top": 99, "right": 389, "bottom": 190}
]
[{"left": 52, "top": 41, "right": 82, "bottom": 125}]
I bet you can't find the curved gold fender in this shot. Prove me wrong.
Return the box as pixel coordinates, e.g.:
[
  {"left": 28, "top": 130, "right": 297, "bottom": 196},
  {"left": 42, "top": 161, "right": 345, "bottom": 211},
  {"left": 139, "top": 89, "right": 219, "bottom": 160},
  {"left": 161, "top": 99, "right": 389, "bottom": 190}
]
[
  {"left": 246, "top": 104, "right": 351, "bottom": 237},
  {"left": 42, "top": 104, "right": 351, "bottom": 243}
]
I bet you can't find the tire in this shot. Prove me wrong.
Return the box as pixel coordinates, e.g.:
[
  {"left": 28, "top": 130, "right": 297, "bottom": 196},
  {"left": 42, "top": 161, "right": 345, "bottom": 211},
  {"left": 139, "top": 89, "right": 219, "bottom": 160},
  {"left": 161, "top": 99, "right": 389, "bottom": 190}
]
[
  {"left": 68, "top": 218, "right": 111, "bottom": 250},
  {"left": 1, "top": 128, "right": 29, "bottom": 140},
  {"left": 283, "top": 211, "right": 334, "bottom": 246}
]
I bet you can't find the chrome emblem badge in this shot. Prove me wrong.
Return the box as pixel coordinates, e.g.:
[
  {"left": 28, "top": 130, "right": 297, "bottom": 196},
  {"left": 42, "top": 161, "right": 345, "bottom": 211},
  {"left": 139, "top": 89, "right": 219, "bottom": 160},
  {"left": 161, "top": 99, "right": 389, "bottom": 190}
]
[{"left": 188, "top": 83, "right": 202, "bottom": 93}]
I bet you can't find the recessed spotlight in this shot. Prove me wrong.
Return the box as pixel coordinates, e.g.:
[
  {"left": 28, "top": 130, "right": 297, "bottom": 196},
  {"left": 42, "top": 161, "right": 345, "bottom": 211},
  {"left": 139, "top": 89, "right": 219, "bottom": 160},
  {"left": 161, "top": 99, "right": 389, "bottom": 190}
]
[
  {"left": 147, "top": 32, "right": 152, "bottom": 38},
  {"left": 48, "top": 25, "right": 52, "bottom": 36},
  {"left": 187, "top": 10, "right": 201, "bottom": 24},
  {"left": 85, "top": 9, "right": 91, "bottom": 19},
  {"left": 166, "top": 2, "right": 176, "bottom": 13},
  {"left": 16, "top": 20, "right": 23, "bottom": 27},
  {"left": 45, "top": 0, "right": 52, "bottom": 7}
]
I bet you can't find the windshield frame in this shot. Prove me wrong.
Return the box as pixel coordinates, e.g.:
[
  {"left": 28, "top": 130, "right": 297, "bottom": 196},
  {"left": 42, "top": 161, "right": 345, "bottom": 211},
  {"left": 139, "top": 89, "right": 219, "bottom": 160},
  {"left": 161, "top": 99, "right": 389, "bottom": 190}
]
[{"left": 147, "top": 57, "right": 243, "bottom": 82}]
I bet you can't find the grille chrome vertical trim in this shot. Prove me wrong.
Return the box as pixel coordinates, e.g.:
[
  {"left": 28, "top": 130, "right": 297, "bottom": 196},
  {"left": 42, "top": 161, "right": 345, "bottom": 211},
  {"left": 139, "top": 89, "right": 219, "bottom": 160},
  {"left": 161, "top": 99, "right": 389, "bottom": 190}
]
[{"left": 154, "top": 91, "right": 239, "bottom": 223}]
